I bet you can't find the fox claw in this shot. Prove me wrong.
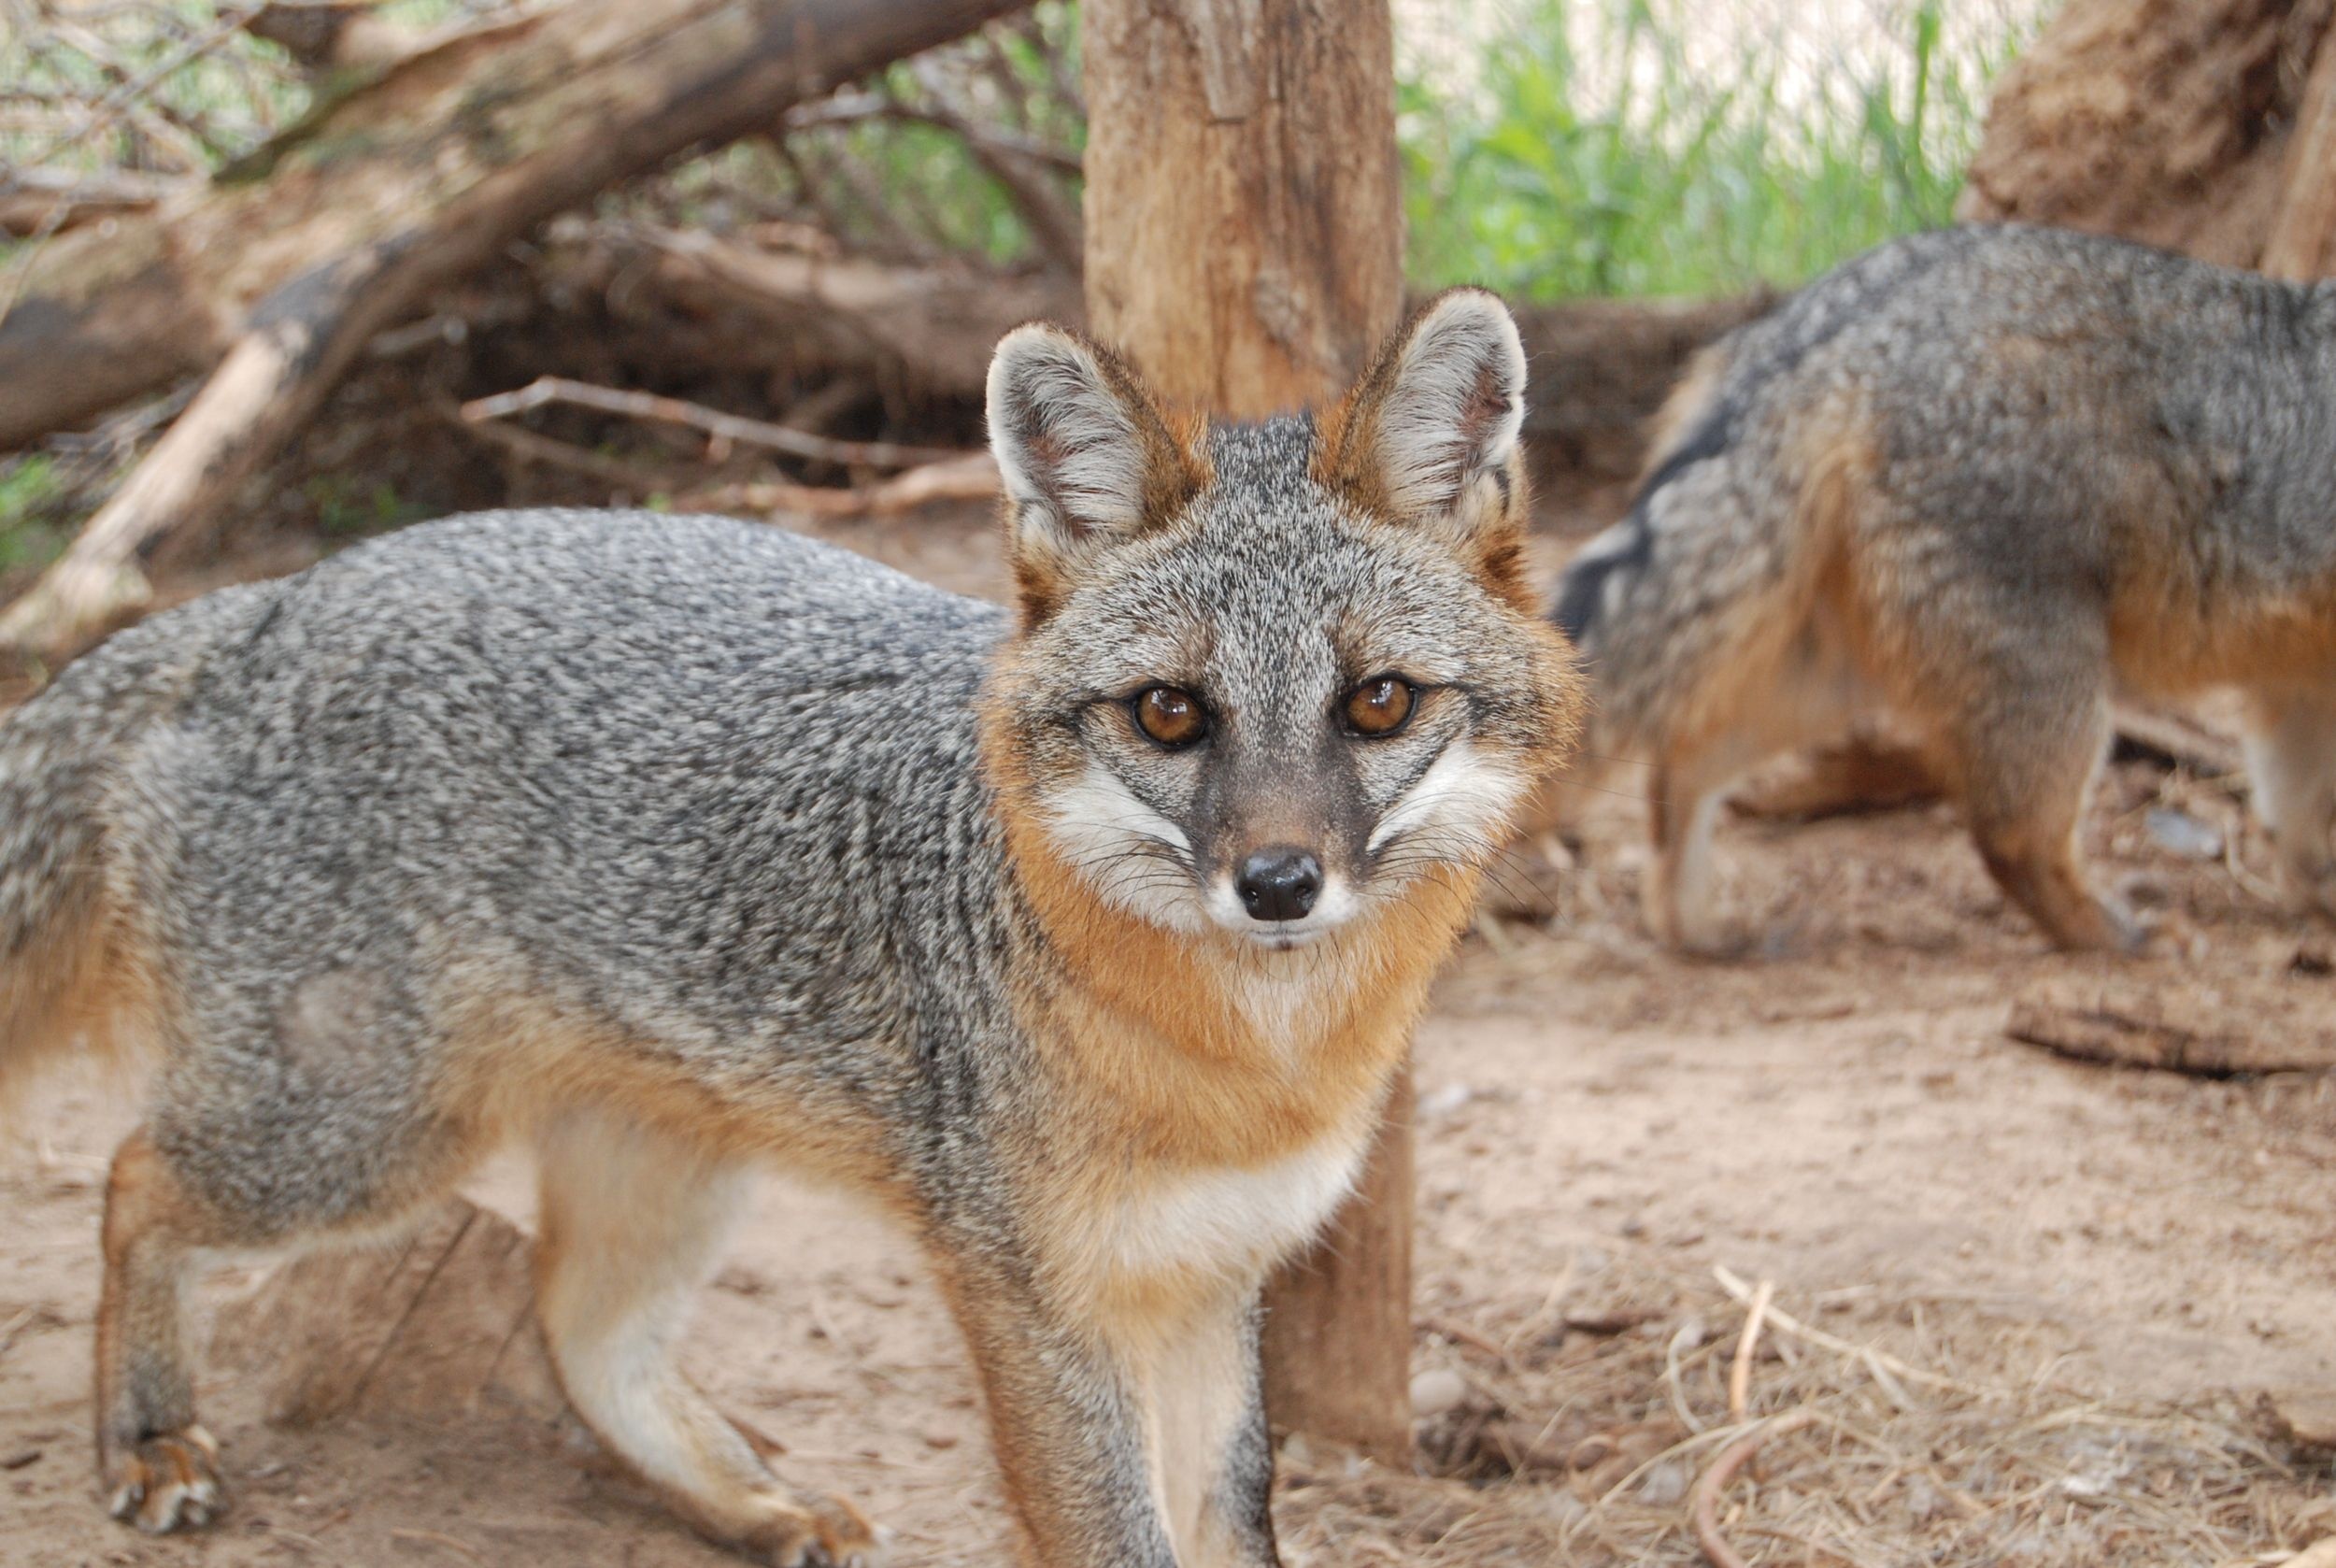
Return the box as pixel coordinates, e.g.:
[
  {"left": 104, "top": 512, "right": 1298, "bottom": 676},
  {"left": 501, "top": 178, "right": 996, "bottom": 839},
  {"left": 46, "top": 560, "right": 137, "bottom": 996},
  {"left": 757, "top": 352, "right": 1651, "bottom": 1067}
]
[
  {"left": 734, "top": 1493, "right": 884, "bottom": 1568},
  {"left": 104, "top": 1425, "right": 223, "bottom": 1534}
]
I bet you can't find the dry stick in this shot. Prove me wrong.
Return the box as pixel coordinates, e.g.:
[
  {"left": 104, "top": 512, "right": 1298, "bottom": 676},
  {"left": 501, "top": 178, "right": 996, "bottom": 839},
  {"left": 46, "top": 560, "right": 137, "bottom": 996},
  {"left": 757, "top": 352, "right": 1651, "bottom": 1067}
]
[
  {"left": 386, "top": 1528, "right": 487, "bottom": 1565},
  {"left": 677, "top": 451, "right": 999, "bottom": 520},
  {"left": 1727, "top": 1278, "right": 1775, "bottom": 1424},
  {"left": 1692, "top": 1409, "right": 1821, "bottom": 1568},
  {"left": 459, "top": 378, "right": 963, "bottom": 471},
  {"left": 1713, "top": 1266, "right": 2003, "bottom": 1399}
]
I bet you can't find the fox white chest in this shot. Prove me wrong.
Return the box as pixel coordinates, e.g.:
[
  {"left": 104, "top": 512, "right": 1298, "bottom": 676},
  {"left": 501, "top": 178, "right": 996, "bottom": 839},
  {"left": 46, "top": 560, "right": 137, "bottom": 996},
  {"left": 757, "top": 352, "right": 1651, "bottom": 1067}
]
[{"left": 1091, "top": 1136, "right": 1365, "bottom": 1290}]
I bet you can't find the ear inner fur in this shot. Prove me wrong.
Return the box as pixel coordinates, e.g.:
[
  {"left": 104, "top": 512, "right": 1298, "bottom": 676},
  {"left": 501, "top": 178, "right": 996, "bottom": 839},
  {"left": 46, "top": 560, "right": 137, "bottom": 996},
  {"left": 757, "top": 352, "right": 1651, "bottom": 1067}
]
[
  {"left": 1310, "top": 290, "right": 1534, "bottom": 604},
  {"left": 990, "top": 329, "right": 1213, "bottom": 628}
]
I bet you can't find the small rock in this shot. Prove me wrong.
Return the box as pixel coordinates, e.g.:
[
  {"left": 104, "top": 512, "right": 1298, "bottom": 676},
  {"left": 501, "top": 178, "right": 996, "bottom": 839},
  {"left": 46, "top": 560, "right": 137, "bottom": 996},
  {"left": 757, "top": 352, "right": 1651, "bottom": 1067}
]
[
  {"left": 2271, "top": 1388, "right": 2336, "bottom": 1448},
  {"left": 1636, "top": 1458, "right": 1691, "bottom": 1506},
  {"left": 2145, "top": 807, "right": 2223, "bottom": 861},
  {"left": 1417, "top": 1083, "right": 1474, "bottom": 1120},
  {"left": 2293, "top": 941, "right": 2336, "bottom": 977},
  {"left": 919, "top": 1428, "right": 960, "bottom": 1451},
  {"left": 1408, "top": 1367, "right": 1470, "bottom": 1420},
  {"left": 0, "top": 1448, "right": 40, "bottom": 1471}
]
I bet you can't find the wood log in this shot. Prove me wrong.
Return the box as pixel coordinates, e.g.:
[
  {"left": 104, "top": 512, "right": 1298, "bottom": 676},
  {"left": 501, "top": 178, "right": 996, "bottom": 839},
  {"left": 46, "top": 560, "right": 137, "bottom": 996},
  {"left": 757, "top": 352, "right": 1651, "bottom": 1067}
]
[
  {"left": 2006, "top": 976, "right": 2336, "bottom": 1076},
  {"left": 0, "top": 0, "right": 1026, "bottom": 653},
  {"left": 1084, "top": 0, "right": 1414, "bottom": 1461}
]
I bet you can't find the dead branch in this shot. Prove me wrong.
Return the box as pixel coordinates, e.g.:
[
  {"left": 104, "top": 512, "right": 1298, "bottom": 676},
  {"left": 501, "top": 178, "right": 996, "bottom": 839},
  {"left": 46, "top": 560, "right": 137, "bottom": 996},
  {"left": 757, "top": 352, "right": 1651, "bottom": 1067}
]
[
  {"left": 459, "top": 378, "right": 965, "bottom": 470},
  {"left": 0, "top": 168, "right": 184, "bottom": 237},
  {"left": 1713, "top": 1266, "right": 1999, "bottom": 1399},
  {"left": 244, "top": 1, "right": 430, "bottom": 73},
  {"left": 2006, "top": 976, "right": 2336, "bottom": 1076},
  {"left": 1693, "top": 1411, "right": 1822, "bottom": 1568},
  {"left": 677, "top": 452, "right": 999, "bottom": 519},
  {"left": 625, "top": 226, "right": 1080, "bottom": 400},
  {"left": 0, "top": 0, "right": 1029, "bottom": 654},
  {"left": 1727, "top": 1278, "right": 1775, "bottom": 1425}
]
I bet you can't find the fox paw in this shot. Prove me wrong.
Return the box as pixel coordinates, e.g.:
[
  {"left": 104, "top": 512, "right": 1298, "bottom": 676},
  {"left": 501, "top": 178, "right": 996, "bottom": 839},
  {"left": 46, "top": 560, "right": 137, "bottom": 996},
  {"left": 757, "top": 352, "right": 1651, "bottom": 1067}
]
[
  {"left": 104, "top": 1425, "right": 223, "bottom": 1534},
  {"left": 2129, "top": 909, "right": 2207, "bottom": 962},
  {"left": 733, "top": 1493, "right": 884, "bottom": 1568}
]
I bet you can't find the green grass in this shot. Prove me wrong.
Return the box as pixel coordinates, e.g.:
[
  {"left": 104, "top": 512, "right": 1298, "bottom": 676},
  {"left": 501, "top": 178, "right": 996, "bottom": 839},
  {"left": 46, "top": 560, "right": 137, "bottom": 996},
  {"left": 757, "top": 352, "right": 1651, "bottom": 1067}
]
[
  {"left": 0, "top": 456, "right": 73, "bottom": 572},
  {"left": 1401, "top": 0, "right": 2041, "bottom": 299}
]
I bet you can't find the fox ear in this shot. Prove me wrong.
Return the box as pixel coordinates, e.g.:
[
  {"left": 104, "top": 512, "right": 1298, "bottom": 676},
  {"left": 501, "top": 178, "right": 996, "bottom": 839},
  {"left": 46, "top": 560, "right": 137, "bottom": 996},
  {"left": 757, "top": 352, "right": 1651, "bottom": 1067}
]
[
  {"left": 1318, "top": 289, "right": 1529, "bottom": 534},
  {"left": 986, "top": 324, "right": 1205, "bottom": 620}
]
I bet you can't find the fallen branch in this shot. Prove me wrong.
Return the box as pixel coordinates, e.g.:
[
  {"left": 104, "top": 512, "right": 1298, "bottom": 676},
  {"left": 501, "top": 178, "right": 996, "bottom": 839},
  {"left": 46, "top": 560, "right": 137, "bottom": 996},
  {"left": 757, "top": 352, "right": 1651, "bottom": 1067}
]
[
  {"left": 2006, "top": 976, "right": 2336, "bottom": 1076},
  {"left": 678, "top": 452, "right": 1000, "bottom": 520},
  {"left": 1693, "top": 1410, "right": 1821, "bottom": 1568},
  {"left": 0, "top": 168, "right": 186, "bottom": 238},
  {"left": 459, "top": 378, "right": 965, "bottom": 470},
  {"left": 0, "top": 0, "right": 1028, "bottom": 654}
]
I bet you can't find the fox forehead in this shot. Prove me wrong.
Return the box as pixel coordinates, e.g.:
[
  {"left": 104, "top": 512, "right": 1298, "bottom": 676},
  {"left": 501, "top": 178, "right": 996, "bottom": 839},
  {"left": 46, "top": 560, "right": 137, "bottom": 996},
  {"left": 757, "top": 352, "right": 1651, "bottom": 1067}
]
[{"left": 1036, "top": 421, "right": 1494, "bottom": 695}]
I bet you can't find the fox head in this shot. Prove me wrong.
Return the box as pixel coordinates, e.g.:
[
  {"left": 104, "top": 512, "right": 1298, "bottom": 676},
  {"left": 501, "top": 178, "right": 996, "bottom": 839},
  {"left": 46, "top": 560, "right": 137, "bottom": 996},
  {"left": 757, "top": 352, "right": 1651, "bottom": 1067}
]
[{"left": 980, "top": 292, "right": 1583, "bottom": 953}]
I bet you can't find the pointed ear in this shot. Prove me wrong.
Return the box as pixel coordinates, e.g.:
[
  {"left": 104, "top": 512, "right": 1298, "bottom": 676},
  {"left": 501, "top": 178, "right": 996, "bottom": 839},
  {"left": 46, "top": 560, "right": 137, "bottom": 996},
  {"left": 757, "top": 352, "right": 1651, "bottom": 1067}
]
[
  {"left": 1316, "top": 289, "right": 1529, "bottom": 534},
  {"left": 986, "top": 323, "right": 1207, "bottom": 621}
]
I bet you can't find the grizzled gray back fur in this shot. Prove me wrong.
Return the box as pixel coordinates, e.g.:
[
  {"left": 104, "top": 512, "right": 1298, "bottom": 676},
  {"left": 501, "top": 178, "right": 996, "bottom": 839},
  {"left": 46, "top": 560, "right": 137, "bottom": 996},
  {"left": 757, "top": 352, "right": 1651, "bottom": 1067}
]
[
  {"left": 1555, "top": 222, "right": 2336, "bottom": 743},
  {"left": 49, "top": 512, "right": 1031, "bottom": 1226}
]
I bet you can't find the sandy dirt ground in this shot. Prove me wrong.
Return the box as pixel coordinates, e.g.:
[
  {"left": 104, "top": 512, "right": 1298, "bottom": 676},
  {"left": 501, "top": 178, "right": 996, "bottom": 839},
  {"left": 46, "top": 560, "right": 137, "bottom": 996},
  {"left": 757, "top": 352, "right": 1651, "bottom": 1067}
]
[{"left": 6, "top": 502, "right": 2336, "bottom": 1566}]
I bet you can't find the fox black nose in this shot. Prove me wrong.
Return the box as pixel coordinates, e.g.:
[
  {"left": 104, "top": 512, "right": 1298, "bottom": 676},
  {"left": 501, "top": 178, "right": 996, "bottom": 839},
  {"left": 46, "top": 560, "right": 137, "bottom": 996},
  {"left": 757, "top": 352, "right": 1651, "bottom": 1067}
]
[{"left": 1237, "top": 847, "right": 1322, "bottom": 922}]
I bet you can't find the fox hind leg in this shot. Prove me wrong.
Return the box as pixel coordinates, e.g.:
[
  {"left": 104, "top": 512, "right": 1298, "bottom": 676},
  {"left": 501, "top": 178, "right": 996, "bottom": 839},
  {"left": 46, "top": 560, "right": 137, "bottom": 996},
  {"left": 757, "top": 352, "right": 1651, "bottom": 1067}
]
[
  {"left": 94, "top": 1129, "right": 230, "bottom": 1533},
  {"left": 1645, "top": 634, "right": 1873, "bottom": 956},
  {"left": 94, "top": 1105, "right": 476, "bottom": 1532},
  {"left": 532, "top": 1110, "right": 877, "bottom": 1568},
  {"left": 2241, "top": 686, "right": 2336, "bottom": 919},
  {"left": 1942, "top": 670, "right": 2138, "bottom": 951}
]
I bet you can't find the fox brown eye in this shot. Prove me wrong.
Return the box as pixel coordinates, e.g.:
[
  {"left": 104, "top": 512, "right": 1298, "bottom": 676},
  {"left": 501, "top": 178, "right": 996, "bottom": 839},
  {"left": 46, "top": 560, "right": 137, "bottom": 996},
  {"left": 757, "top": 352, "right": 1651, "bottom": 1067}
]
[
  {"left": 1345, "top": 675, "right": 1415, "bottom": 736},
  {"left": 1132, "top": 686, "right": 1207, "bottom": 748}
]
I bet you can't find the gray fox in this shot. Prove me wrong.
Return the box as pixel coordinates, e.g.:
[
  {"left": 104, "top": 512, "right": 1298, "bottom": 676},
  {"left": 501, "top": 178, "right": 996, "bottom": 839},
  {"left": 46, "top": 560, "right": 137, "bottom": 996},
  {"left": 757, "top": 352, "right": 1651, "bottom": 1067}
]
[
  {"left": 1549, "top": 223, "right": 2336, "bottom": 955},
  {"left": 0, "top": 293, "right": 1581, "bottom": 1566}
]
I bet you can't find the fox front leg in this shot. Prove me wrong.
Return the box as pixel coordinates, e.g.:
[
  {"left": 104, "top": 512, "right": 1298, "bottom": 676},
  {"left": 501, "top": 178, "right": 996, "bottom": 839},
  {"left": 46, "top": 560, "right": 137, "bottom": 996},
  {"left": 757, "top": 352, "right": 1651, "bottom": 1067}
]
[
  {"left": 937, "top": 1249, "right": 1278, "bottom": 1567},
  {"left": 1129, "top": 1290, "right": 1278, "bottom": 1567}
]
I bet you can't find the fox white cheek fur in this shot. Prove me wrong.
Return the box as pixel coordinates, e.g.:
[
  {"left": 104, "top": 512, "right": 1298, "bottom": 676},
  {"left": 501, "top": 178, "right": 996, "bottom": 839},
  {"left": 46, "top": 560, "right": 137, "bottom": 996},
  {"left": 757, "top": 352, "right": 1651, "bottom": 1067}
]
[
  {"left": 1366, "top": 740, "right": 1530, "bottom": 862},
  {"left": 1040, "top": 761, "right": 1208, "bottom": 933}
]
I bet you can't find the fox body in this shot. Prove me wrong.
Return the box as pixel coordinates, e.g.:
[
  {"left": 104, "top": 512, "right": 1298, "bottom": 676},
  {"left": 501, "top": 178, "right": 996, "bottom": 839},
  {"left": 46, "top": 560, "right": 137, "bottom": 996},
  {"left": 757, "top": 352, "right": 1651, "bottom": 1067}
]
[
  {"left": 0, "top": 296, "right": 1580, "bottom": 1566},
  {"left": 1553, "top": 223, "right": 2336, "bottom": 953}
]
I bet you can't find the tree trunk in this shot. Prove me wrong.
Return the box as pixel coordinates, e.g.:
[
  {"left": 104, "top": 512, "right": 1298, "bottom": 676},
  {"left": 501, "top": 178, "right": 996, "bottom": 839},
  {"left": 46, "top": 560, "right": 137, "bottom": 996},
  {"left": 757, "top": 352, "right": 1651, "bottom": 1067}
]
[
  {"left": 1082, "top": 0, "right": 1413, "bottom": 1461},
  {"left": 1083, "top": 0, "right": 1404, "bottom": 419},
  {"left": 1959, "top": 0, "right": 2335, "bottom": 268},
  {"left": 0, "top": 0, "right": 1023, "bottom": 652}
]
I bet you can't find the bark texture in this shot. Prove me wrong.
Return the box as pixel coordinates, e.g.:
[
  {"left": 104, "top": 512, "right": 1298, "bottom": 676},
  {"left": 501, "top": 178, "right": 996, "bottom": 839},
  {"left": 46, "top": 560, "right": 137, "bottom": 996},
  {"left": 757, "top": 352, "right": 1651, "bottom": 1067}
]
[
  {"left": 1082, "top": 0, "right": 1404, "bottom": 417},
  {"left": 1959, "top": 0, "right": 2336, "bottom": 268},
  {"left": 1083, "top": 0, "right": 1413, "bottom": 1460}
]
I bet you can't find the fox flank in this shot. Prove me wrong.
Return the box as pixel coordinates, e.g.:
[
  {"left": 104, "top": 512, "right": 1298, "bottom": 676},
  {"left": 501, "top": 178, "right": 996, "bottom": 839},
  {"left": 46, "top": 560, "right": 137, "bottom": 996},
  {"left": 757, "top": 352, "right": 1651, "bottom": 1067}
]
[
  {"left": 1546, "top": 223, "right": 2336, "bottom": 956},
  {"left": 0, "top": 295, "right": 1581, "bottom": 1568}
]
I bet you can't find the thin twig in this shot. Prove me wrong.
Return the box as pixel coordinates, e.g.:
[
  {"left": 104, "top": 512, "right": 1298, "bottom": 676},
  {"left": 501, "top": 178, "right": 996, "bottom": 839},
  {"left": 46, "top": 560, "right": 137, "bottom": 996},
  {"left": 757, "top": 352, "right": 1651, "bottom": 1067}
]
[
  {"left": 1728, "top": 1277, "right": 1775, "bottom": 1423},
  {"left": 388, "top": 1528, "right": 487, "bottom": 1564},
  {"left": 677, "top": 452, "right": 998, "bottom": 520},
  {"left": 1693, "top": 1409, "right": 1821, "bottom": 1568},
  {"left": 459, "top": 378, "right": 962, "bottom": 470},
  {"left": 1715, "top": 1266, "right": 2004, "bottom": 1399}
]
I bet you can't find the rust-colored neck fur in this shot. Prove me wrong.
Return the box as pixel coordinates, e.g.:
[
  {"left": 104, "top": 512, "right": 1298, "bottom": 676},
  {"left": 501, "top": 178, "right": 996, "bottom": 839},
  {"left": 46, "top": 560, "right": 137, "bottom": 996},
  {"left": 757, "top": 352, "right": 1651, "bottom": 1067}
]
[{"left": 990, "top": 789, "right": 1475, "bottom": 1170}]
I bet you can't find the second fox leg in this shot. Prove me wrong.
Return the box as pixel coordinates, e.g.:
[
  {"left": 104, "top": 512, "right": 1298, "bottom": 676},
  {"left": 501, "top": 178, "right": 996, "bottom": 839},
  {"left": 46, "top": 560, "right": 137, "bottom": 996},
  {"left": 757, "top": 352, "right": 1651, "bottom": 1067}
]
[
  {"left": 94, "top": 1129, "right": 231, "bottom": 1534},
  {"left": 532, "top": 1110, "right": 877, "bottom": 1567},
  {"left": 2242, "top": 686, "right": 2336, "bottom": 916},
  {"left": 1137, "top": 1292, "right": 1277, "bottom": 1567},
  {"left": 1950, "top": 687, "right": 2133, "bottom": 950}
]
